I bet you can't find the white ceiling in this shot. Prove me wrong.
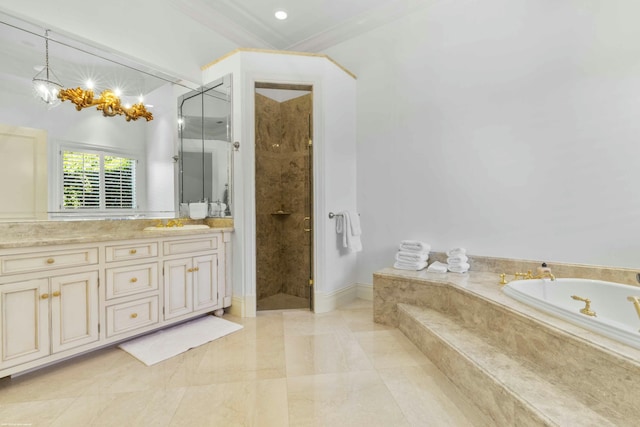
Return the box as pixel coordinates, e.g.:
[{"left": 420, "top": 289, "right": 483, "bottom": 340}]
[{"left": 173, "top": 0, "right": 432, "bottom": 52}]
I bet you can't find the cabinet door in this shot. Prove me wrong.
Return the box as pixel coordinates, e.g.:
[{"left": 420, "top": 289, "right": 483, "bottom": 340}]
[
  {"left": 193, "top": 254, "right": 218, "bottom": 311},
  {"left": 0, "top": 278, "right": 49, "bottom": 368},
  {"left": 163, "top": 258, "right": 193, "bottom": 320},
  {"left": 50, "top": 271, "right": 99, "bottom": 353}
]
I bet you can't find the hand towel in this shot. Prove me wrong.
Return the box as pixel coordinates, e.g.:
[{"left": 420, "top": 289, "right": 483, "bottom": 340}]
[
  {"left": 446, "top": 248, "right": 467, "bottom": 257},
  {"left": 399, "top": 240, "right": 431, "bottom": 253},
  {"left": 448, "top": 262, "right": 470, "bottom": 273},
  {"left": 393, "top": 260, "right": 428, "bottom": 271},
  {"left": 336, "top": 211, "right": 362, "bottom": 252},
  {"left": 447, "top": 255, "right": 469, "bottom": 265},
  {"left": 349, "top": 211, "right": 362, "bottom": 236},
  {"left": 396, "top": 251, "right": 429, "bottom": 263},
  {"left": 426, "top": 261, "right": 448, "bottom": 273}
]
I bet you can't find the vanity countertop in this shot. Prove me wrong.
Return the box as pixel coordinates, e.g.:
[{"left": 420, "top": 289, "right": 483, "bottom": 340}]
[{"left": 0, "top": 219, "right": 233, "bottom": 249}]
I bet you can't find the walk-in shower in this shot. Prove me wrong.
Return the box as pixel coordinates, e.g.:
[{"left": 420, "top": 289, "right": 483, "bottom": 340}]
[{"left": 254, "top": 83, "right": 313, "bottom": 311}]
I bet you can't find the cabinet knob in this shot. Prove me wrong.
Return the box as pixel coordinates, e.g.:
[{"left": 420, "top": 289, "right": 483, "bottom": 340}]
[
  {"left": 193, "top": 267, "right": 200, "bottom": 272},
  {"left": 187, "top": 268, "right": 193, "bottom": 273},
  {"left": 130, "top": 277, "right": 138, "bottom": 283},
  {"left": 129, "top": 249, "right": 137, "bottom": 255},
  {"left": 52, "top": 291, "right": 61, "bottom": 297},
  {"left": 130, "top": 313, "right": 138, "bottom": 319},
  {"left": 46, "top": 258, "right": 55, "bottom": 264},
  {"left": 40, "top": 293, "right": 49, "bottom": 299}
]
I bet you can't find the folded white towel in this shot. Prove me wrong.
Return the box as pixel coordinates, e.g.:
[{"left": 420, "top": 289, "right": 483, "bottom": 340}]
[
  {"left": 447, "top": 255, "right": 469, "bottom": 265},
  {"left": 393, "top": 260, "right": 428, "bottom": 271},
  {"left": 399, "top": 240, "right": 431, "bottom": 253},
  {"left": 396, "top": 251, "right": 429, "bottom": 263},
  {"left": 448, "top": 262, "right": 470, "bottom": 273},
  {"left": 336, "top": 211, "right": 362, "bottom": 252},
  {"left": 349, "top": 211, "right": 362, "bottom": 236},
  {"left": 446, "top": 247, "right": 467, "bottom": 257},
  {"left": 426, "top": 261, "right": 448, "bottom": 273}
]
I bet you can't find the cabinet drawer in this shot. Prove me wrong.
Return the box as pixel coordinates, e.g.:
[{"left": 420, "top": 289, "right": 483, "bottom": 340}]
[
  {"left": 0, "top": 247, "right": 98, "bottom": 276},
  {"left": 105, "top": 263, "right": 159, "bottom": 300},
  {"left": 163, "top": 236, "right": 218, "bottom": 255},
  {"left": 106, "top": 296, "right": 159, "bottom": 338},
  {"left": 105, "top": 242, "right": 158, "bottom": 263}
]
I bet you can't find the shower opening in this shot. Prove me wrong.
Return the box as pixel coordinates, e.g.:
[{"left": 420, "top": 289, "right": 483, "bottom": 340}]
[{"left": 255, "top": 82, "right": 313, "bottom": 311}]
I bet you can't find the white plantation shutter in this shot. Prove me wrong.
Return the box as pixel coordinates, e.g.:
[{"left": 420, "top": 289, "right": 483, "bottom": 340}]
[
  {"left": 61, "top": 150, "right": 137, "bottom": 211},
  {"left": 62, "top": 151, "right": 100, "bottom": 208},
  {"left": 104, "top": 156, "right": 136, "bottom": 209}
]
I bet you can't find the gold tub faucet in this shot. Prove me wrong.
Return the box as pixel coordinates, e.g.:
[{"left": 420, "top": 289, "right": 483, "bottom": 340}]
[
  {"left": 534, "top": 262, "right": 555, "bottom": 281},
  {"left": 499, "top": 263, "right": 555, "bottom": 285},
  {"left": 514, "top": 270, "right": 534, "bottom": 280},
  {"left": 571, "top": 295, "right": 597, "bottom": 317},
  {"left": 535, "top": 270, "right": 556, "bottom": 281}
]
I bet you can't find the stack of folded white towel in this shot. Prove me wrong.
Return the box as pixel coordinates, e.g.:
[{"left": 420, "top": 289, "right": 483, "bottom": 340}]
[
  {"left": 447, "top": 248, "right": 469, "bottom": 273},
  {"left": 394, "top": 240, "right": 430, "bottom": 271}
]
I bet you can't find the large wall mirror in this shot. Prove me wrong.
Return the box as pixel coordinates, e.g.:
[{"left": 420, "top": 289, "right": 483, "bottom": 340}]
[
  {"left": 178, "top": 76, "right": 233, "bottom": 218},
  {"left": 0, "top": 12, "right": 232, "bottom": 221}
]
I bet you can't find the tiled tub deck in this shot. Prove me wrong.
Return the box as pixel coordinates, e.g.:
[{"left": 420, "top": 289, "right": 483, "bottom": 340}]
[{"left": 373, "top": 267, "right": 640, "bottom": 426}]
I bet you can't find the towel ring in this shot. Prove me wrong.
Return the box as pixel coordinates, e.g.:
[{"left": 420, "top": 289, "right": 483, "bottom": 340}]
[{"left": 328, "top": 212, "right": 359, "bottom": 219}]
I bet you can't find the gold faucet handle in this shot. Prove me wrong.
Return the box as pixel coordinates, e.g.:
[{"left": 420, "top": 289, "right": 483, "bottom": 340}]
[
  {"left": 499, "top": 273, "right": 508, "bottom": 285},
  {"left": 627, "top": 296, "right": 640, "bottom": 316},
  {"left": 571, "top": 295, "right": 596, "bottom": 317}
]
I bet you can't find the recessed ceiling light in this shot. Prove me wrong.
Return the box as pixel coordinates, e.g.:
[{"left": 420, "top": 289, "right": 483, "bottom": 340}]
[{"left": 274, "top": 10, "right": 288, "bottom": 20}]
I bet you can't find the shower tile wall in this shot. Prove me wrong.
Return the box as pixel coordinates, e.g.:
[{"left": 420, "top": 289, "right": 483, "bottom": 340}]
[
  {"left": 255, "top": 92, "right": 312, "bottom": 302},
  {"left": 280, "top": 95, "right": 312, "bottom": 299}
]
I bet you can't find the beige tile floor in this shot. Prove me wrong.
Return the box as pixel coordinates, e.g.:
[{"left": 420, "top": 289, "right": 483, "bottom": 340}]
[{"left": 0, "top": 299, "right": 489, "bottom": 426}]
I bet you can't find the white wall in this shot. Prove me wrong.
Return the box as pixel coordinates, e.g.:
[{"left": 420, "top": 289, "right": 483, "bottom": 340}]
[{"left": 324, "top": 0, "right": 640, "bottom": 285}]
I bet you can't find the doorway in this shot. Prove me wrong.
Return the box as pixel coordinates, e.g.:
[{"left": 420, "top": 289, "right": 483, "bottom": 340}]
[{"left": 254, "top": 83, "right": 313, "bottom": 311}]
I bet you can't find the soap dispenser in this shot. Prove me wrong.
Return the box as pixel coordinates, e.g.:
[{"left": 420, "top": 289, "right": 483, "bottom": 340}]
[{"left": 537, "top": 262, "right": 550, "bottom": 276}]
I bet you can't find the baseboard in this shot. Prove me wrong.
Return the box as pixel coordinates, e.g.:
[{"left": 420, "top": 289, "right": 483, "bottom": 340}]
[
  {"left": 230, "top": 284, "right": 369, "bottom": 316},
  {"left": 228, "top": 295, "right": 257, "bottom": 318},
  {"left": 314, "top": 284, "right": 358, "bottom": 313},
  {"left": 356, "top": 283, "right": 373, "bottom": 301}
]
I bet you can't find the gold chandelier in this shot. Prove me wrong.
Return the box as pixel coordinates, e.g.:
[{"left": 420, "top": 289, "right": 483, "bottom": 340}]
[{"left": 58, "top": 87, "right": 153, "bottom": 122}]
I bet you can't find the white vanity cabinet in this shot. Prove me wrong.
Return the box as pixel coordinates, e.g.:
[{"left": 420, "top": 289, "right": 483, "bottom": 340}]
[
  {"left": 104, "top": 240, "right": 161, "bottom": 338},
  {"left": 0, "top": 245, "right": 99, "bottom": 371},
  {"left": 163, "top": 236, "right": 223, "bottom": 320},
  {"left": 0, "top": 229, "right": 232, "bottom": 378}
]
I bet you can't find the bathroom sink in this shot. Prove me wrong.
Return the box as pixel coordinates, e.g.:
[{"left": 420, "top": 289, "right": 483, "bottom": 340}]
[{"left": 143, "top": 224, "right": 210, "bottom": 231}]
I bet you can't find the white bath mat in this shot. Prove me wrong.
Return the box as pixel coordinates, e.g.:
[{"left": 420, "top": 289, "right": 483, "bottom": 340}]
[{"left": 119, "top": 315, "right": 243, "bottom": 366}]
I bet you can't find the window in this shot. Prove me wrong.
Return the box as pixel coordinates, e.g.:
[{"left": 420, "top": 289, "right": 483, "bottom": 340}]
[{"left": 61, "top": 150, "right": 137, "bottom": 211}]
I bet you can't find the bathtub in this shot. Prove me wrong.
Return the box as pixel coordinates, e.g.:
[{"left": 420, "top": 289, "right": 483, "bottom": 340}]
[{"left": 503, "top": 278, "right": 640, "bottom": 350}]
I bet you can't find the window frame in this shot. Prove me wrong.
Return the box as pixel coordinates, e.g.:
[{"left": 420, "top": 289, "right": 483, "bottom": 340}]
[{"left": 57, "top": 144, "right": 139, "bottom": 215}]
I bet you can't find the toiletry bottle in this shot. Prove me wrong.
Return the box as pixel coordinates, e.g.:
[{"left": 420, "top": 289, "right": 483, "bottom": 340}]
[{"left": 537, "top": 262, "right": 550, "bottom": 276}]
